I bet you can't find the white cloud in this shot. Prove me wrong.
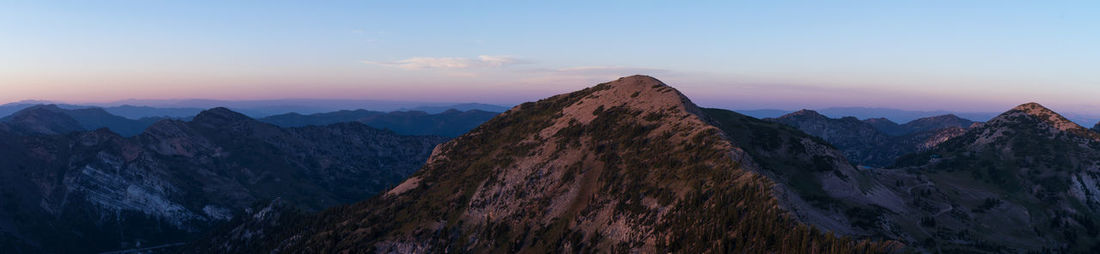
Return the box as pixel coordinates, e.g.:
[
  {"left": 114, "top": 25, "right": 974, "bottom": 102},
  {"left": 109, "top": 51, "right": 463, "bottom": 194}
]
[
  {"left": 364, "top": 55, "right": 522, "bottom": 70},
  {"left": 478, "top": 55, "right": 520, "bottom": 66}
]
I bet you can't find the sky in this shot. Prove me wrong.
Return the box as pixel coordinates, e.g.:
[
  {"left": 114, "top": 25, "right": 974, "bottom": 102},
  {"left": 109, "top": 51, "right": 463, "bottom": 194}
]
[{"left": 1, "top": 1, "right": 1098, "bottom": 114}]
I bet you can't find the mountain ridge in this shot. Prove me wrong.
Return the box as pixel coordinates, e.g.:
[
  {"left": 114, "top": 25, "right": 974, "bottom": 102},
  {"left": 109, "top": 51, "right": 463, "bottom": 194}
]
[
  {"left": 194, "top": 75, "right": 895, "bottom": 253},
  {"left": 259, "top": 109, "right": 498, "bottom": 137},
  {"left": 0, "top": 107, "right": 447, "bottom": 253}
]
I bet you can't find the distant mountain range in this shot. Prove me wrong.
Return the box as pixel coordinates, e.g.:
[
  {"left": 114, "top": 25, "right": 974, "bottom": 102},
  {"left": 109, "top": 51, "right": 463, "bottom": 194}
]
[
  {"left": 767, "top": 111, "right": 974, "bottom": 167},
  {"left": 0, "top": 103, "right": 504, "bottom": 138},
  {"left": 259, "top": 109, "right": 499, "bottom": 137},
  {"left": 0, "top": 105, "right": 167, "bottom": 136},
  {"left": 0, "top": 107, "right": 446, "bottom": 253},
  {"left": 0, "top": 100, "right": 510, "bottom": 119},
  {"left": 738, "top": 107, "right": 1100, "bottom": 127}
]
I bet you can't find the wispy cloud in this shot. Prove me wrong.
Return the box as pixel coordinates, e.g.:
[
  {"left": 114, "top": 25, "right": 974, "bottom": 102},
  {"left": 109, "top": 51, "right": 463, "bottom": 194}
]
[{"left": 364, "top": 55, "right": 523, "bottom": 70}]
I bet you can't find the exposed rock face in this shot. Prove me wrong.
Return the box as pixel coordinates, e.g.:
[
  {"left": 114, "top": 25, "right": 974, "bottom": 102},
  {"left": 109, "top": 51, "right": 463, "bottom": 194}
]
[
  {"left": 0, "top": 108, "right": 446, "bottom": 253},
  {"left": 768, "top": 110, "right": 970, "bottom": 167},
  {"left": 195, "top": 76, "right": 895, "bottom": 253},
  {"left": 260, "top": 109, "right": 499, "bottom": 137}
]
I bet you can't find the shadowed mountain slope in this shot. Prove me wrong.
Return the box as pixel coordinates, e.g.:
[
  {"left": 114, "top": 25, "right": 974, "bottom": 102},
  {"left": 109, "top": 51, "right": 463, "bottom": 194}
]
[
  {"left": 769, "top": 111, "right": 972, "bottom": 167},
  {"left": 0, "top": 107, "right": 446, "bottom": 253}
]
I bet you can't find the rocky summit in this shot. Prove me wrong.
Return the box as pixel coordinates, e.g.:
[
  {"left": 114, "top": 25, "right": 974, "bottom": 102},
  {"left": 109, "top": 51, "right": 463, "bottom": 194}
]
[{"left": 195, "top": 75, "right": 895, "bottom": 253}]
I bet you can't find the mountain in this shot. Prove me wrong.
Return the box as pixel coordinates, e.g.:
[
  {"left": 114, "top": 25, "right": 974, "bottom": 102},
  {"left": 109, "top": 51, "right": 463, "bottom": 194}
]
[
  {"left": 768, "top": 111, "right": 975, "bottom": 167},
  {"left": 0, "top": 104, "right": 165, "bottom": 136},
  {"left": 733, "top": 108, "right": 791, "bottom": 119},
  {"left": 816, "top": 107, "right": 997, "bottom": 124},
  {"left": 863, "top": 117, "right": 904, "bottom": 135},
  {"left": 405, "top": 103, "right": 510, "bottom": 113},
  {"left": 192, "top": 76, "right": 1100, "bottom": 253},
  {"left": 0, "top": 105, "right": 85, "bottom": 135},
  {"left": 194, "top": 75, "right": 896, "bottom": 253},
  {"left": 260, "top": 109, "right": 499, "bottom": 137},
  {"left": 96, "top": 99, "right": 505, "bottom": 117},
  {"left": 1093, "top": 122, "right": 1099, "bottom": 133},
  {"left": 877, "top": 102, "right": 1100, "bottom": 252},
  {"left": 895, "top": 114, "right": 974, "bottom": 135},
  {"left": 0, "top": 107, "right": 446, "bottom": 253},
  {"left": 863, "top": 115, "right": 974, "bottom": 137},
  {"left": 734, "top": 107, "right": 998, "bottom": 124},
  {"left": 767, "top": 110, "right": 962, "bottom": 167},
  {"left": 0, "top": 101, "right": 49, "bottom": 119},
  {"left": 100, "top": 105, "right": 203, "bottom": 119}
]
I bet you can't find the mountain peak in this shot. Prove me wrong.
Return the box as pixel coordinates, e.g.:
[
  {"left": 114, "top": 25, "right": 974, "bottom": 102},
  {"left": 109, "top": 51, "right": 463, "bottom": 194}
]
[
  {"left": 863, "top": 117, "right": 896, "bottom": 124},
  {"left": 998, "top": 102, "right": 1083, "bottom": 132},
  {"left": 549, "top": 75, "right": 703, "bottom": 127},
  {"left": 1010, "top": 102, "right": 1054, "bottom": 115},
  {"left": 781, "top": 109, "right": 827, "bottom": 119},
  {"left": 21, "top": 104, "right": 64, "bottom": 111},
  {"left": 2, "top": 104, "right": 83, "bottom": 135},
  {"left": 603, "top": 74, "right": 665, "bottom": 88},
  {"left": 191, "top": 107, "right": 252, "bottom": 126}
]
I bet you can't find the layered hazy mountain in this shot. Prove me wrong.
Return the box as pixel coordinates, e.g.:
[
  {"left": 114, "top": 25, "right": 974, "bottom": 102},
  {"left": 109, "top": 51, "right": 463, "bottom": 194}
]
[
  {"left": 0, "top": 105, "right": 167, "bottom": 136},
  {"left": 195, "top": 76, "right": 896, "bottom": 253},
  {"left": 260, "top": 109, "right": 498, "bottom": 137},
  {"left": 85, "top": 99, "right": 509, "bottom": 117},
  {"left": 739, "top": 107, "right": 1100, "bottom": 129},
  {"left": 767, "top": 110, "right": 973, "bottom": 167},
  {"left": 1, "top": 100, "right": 508, "bottom": 121},
  {"left": 0, "top": 102, "right": 202, "bottom": 120},
  {"left": 0, "top": 107, "right": 446, "bottom": 253},
  {"left": 0, "top": 103, "right": 501, "bottom": 138}
]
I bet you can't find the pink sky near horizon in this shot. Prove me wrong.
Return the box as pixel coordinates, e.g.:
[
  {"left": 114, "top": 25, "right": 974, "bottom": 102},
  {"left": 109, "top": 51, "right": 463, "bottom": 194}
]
[
  {"left": 2, "top": 2, "right": 1097, "bottom": 115},
  {"left": 3, "top": 70, "right": 1093, "bottom": 116}
]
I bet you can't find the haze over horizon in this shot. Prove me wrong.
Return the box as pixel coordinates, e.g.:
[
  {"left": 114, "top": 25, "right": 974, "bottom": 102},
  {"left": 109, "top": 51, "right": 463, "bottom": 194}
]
[{"left": 2, "top": 1, "right": 1098, "bottom": 114}]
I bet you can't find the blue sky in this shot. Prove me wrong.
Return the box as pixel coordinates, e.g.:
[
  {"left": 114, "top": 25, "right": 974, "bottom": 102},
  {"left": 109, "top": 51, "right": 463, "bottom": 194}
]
[{"left": 1, "top": 1, "right": 1098, "bottom": 114}]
